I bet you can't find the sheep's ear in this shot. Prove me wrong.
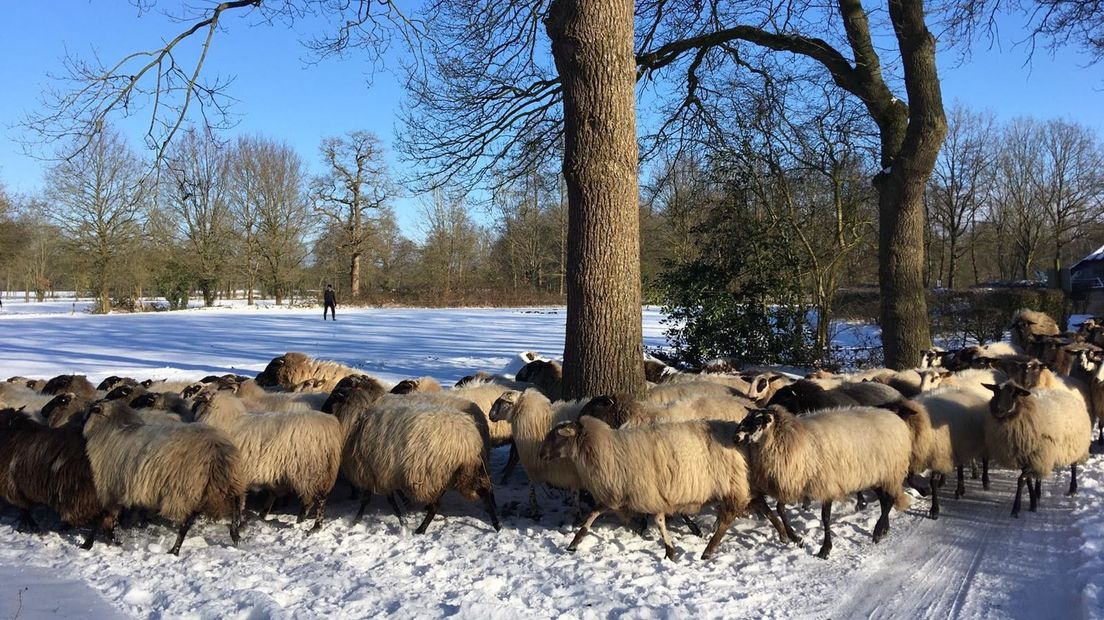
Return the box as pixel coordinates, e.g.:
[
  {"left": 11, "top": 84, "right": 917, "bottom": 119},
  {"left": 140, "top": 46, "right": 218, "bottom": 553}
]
[
  {"left": 592, "top": 394, "right": 615, "bottom": 407},
  {"left": 1014, "top": 385, "right": 1032, "bottom": 397},
  {"left": 981, "top": 383, "right": 999, "bottom": 393},
  {"left": 752, "top": 376, "right": 770, "bottom": 394}
]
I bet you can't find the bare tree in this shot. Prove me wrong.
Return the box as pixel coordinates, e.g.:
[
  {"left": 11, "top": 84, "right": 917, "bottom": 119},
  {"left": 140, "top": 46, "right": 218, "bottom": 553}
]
[
  {"left": 311, "top": 131, "right": 392, "bottom": 300},
  {"left": 227, "top": 135, "right": 310, "bottom": 305},
  {"left": 44, "top": 127, "right": 148, "bottom": 311},
  {"left": 163, "top": 127, "right": 234, "bottom": 305},
  {"left": 419, "top": 189, "right": 488, "bottom": 298},
  {"left": 927, "top": 104, "right": 996, "bottom": 289},
  {"left": 1032, "top": 119, "right": 1104, "bottom": 275}
]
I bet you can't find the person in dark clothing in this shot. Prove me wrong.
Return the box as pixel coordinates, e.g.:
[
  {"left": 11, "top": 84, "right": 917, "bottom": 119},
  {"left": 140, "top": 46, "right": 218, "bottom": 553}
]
[{"left": 323, "top": 284, "right": 337, "bottom": 320}]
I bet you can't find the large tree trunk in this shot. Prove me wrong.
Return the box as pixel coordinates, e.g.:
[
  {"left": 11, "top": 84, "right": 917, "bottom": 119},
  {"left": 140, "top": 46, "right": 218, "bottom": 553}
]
[
  {"left": 350, "top": 252, "right": 361, "bottom": 299},
  {"left": 877, "top": 0, "right": 945, "bottom": 370},
  {"left": 547, "top": 0, "right": 645, "bottom": 399}
]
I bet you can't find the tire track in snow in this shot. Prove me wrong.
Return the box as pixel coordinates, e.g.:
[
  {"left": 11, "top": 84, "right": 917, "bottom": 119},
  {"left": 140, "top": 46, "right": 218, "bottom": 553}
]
[{"left": 825, "top": 468, "right": 1085, "bottom": 619}]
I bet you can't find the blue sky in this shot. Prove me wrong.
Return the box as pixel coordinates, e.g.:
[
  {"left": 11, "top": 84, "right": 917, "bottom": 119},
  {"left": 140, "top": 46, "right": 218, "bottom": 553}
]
[{"left": 1, "top": 3, "right": 1102, "bottom": 234}]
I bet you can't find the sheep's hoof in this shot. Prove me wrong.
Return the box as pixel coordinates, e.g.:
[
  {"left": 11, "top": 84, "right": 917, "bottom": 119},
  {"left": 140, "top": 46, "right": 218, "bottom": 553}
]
[
  {"left": 664, "top": 546, "right": 677, "bottom": 561},
  {"left": 815, "top": 546, "right": 831, "bottom": 560},
  {"left": 700, "top": 551, "right": 713, "bottom": 561}
]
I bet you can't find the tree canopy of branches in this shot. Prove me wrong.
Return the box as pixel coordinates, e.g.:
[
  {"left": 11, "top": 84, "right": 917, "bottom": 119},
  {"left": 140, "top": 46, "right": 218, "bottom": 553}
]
[
  {"left": 311, "top": 131, "right": 393, "bottom": 299},
  {"left": 45, "top": 126, "right": 149, "bottom": 312}
]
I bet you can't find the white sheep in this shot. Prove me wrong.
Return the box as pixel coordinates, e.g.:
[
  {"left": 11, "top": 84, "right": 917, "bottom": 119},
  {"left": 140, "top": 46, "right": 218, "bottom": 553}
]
[
  {"left": 983, "top": 381, "right": 1092, "bottom": 517},
  {"left": 646, "top": 380, "right": 746, "bottom": 405},
  {"left": 82, "top": 400, "right": 245, "bottom": 555},
  {"left": 891, "top": 384, "right": 992, "bottom": 519},
  {"left": 578, "top": 392, "right": 750, "bottom": 428},
  {"left": 733, "top": 406, "right": 912, "bottom": 558},
  {"left": 488, "top": 389, "right": 587, "bottom": 518},
  {"left": 193, "top": 391, "right": 343, "bottom": 531},
  {"left": 540, "top": 415, "right": 755, "bottom": 561},
  {"left": 330, "top": 390, "right": 500, "bottom": 534},
  {"left": 254, "top": 352, "right": 360, "bottom": 392}
]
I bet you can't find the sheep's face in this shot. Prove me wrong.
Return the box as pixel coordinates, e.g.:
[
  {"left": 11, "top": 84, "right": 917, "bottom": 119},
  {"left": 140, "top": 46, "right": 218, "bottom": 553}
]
[
  {"left": 765, "top": 384, "right": 803, "bottom": 413},
  {"left": 42, "top": 392, "right": 85, "bottom": 426},
  {"left": 391, "top": 379, "right": 419, "bottom": 395},
  {"left": 131, "top": 392, "right": 159, "bottom": 409},
  {"left": 1005, "top": 360, "right": 1045, "bottom": 389},
  {"left": 488, "top": 391, "right": 521, "bottom": 423},
  {"left": 1093, "top": 359, "right": 1104, "bottom": 384},
  {"left": 642, "top": 360, "right": 669, "bottom": 384},
  {"left": 734, "top": 409, "right": 775, "bottom": 445},
  {"left": 917, "top": 368, "right": 952, "bottom": 392},
  {"left": 983, "top": 382, "right": 1030, "bottom": 420},
  {"left": 104, "top": 385, "right": 136, "bottom": 401},
  {"left": 539, "top": 421, "right": 580, "bottom": 461},
  {"left": 5, "top": 376, "right": 27, "bottom": 384},
  {"left": 96, "top": 376, "right": 123, "bottom": 391},
  {"left": 577, "top": 394, "right": 624, "bottom": 428},
  {"left": 255, "top": 356, "right": 287, "bottom": 387},
  {"left": 919, "top": 348, "right": 946, "bottom": 369},
  {"left": 181, "top": 382, "right": 207, "bottom": 399}
]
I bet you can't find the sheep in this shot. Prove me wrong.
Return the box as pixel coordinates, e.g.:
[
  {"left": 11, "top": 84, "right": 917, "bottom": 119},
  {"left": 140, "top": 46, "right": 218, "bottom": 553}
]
[
  {"left": 889, "top": 385, "right": 992, "bottom": 519},
  {"left": 0, "top": 407, "right": 111, "bottom": 549},
  {"left": 579, "top": 393, "right": 750, "bottom": 429},
  {"left": 82, "top": 399, "right": 245, "bottom": 555},
  {"left": 643, "top": 358, "right": 675, "bottom": 383},
  {"left": 662, "top": 371, "right": 752, "bottom": 393},
  {"left": 43, "top": 392, "right": 98, "bottom": 428},
  {"left": 917, "top": 367, "right": 1009, "bottom": 393},
  {"left": 869, "top": 369, "right": 925, "bottom": 398},
  {"left": 192, "top": 391, "right": 343, "bottom": 531},
  {"left": 1055, "top": 342, "right": 1103, "bottom": 377},
  {"left": 982, "top": 381, "right": 1091, "bottom": 517},
  {"left": 231, "top": 379, "right": 329, "bottom": 413},
  {"left": 391, "top": 376, "right": 442, "bottom": 394},
  {"left": 765, "top": 379, "right": 903, "bottom": 414},
  {"left": 540, "top": 415, "right": 758, "bottom": 561},
  {"left": 515, "top": 359, "right": 563, "bottom": 400},
  {"left": 1091, "top": 358, "right": 1104, "bottom": 446},
  {"left": 41, "top": 374, "right": 98, "bottom": 399},
  {"left": 488, "top": 389, "right": 587, "bottom": 518},
  {"left": 919, "top": 347, "right": 948, "bottom": 369},
  {"left": 1010, "top": 308, "right": 1062, "bottom": 353},
  {"left": 96, "top": 376, "right": 137, "bottom": 391},
  {"left": 328, "top": 389, "right": 500, "bottom": 534},
  {"left": 733, "top": 406, "right": 912, "bottom": 559},
  {"left": 646, "top": 380, "right": 745, "bottom": 405},
  {"left": 745, "top": 372, "right": 793, "bottom": 405},
  {"left": 321, "top": 374, "right": 388, "bottom": 414},
  {"left": 254, "top": 352, "right": 360, "bottom": 392},
  {"left": 130, "top": 390, "right": 197, "bottom": 422},
  {"left": 0, "top": 381, "right": 54, "bottom": 416}
]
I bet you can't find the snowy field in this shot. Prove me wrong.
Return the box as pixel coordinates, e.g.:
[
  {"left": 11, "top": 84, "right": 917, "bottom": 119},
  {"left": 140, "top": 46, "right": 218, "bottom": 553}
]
[{"left": 0, "top": 298, "right": 1100, "bottom": 618}]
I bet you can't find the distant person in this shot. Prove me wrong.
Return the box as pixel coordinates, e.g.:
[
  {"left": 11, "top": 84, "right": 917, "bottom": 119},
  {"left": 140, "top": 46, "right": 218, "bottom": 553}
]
[{"left": 323, "top": 284, "right": 337, "bottom": 320}]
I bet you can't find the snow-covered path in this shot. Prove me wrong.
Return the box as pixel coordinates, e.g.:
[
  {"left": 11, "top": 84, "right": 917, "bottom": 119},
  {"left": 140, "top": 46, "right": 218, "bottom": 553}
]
[{"left": 826, "top": 469, "right": 1085, "bottom": 619}]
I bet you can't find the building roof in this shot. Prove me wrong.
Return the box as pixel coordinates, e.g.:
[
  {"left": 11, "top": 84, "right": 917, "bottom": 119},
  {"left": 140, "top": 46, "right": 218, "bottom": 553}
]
[{"left": 1073, "top": 244, "right": 1104, "bottom": 271}]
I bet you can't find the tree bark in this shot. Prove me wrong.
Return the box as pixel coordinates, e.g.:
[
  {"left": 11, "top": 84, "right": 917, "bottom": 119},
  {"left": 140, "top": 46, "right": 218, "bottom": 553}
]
[
  {"left": 876, "top": 0, "right": 945, "bottom": 370},
  {"left": 350, "top": 252, "right": 361, "bottom": 299},
  {"left": 547, "top": 0, "right": 645, "bottom": 399}
]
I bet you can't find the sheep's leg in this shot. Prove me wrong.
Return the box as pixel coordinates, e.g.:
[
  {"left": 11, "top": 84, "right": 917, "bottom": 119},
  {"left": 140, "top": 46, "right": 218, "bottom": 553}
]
[
  {"left": 16, "top": 509, "right": 38, "bottom": 533},
  {"left": 1030, "top": 476, "right": 1041, "bottom": 512},
  {"left": 982, "top": 458, "right": 991, "bottom": 491},
  {"left": 634, "top": 514, "right": 649, "bottom": 537},
  {"left": 970, "top": 460, "right": 980, "bottom": 479},
  {"left": 168, "top": 513, "right": 198, "bottom": 556},
  {"left": 349, "top": 485, "right": 360, "bottom": 501},
  {"left": 499, "top": 444, "right": 520, "bottom": 485},
  {"left": 1068, "top": 464, "right": 1079, "bottom": 496},
  {"left": 815, "top": 502, "right": 833, "bottom": 559},
  {"left": 873, "top": 489, "right": 892, "bottom": 542},
  {"left": 527, "top": 484, "right": 541, "bottom": 521},
  {"left": 296, "top": 501, "right": 310, "bottom": 525},
  {"left": 1012, "top": 471, "right": 1028, "bottom": 518},
  {"left": 1097, "top": 425, "right": 1103, "bottom": 447},
  {"left": 478, "top": 488, "right": 501, "bottom": 532},
  {"left": 680, "top": 514, "right": 704, "bottom": 538},
  {"left": 353, "top": 493, "right": 370, "bottom": 524},
  {"left": 80, "top": 526, "right": 97, "bottom": 550},
  {"left": 929, "top": 473, "right": 942, "bottom": 520},
  {"left": 567, "top": 508, "right": 604, "bottom": 552},
  {"left": 854, "top": 491, "right": 867, "bottom": 510},
  {"left": 259, "top": 491, "right": 277, "bottom": 520},
  {"left": 655, "top": 514, "right": 677, "bottom": 561},
  {"left": 749, "top": 496, "right": 787, "bottom": 544},
  {"left": 955, "top": 465, "right": 966, "bottom": 499},
  {"left": 776, "top": 500, "right": 802, "bottom": 545},
  {"left": 396, "top": 490, "right": 411, "bottom": 507},
  {"left": 310, "top": 496, "right": 327, "bottom": 533},
  {"left": 228, "top": 500, "right": 242, "bottom": 545},
  {"left": 702, "top": 501, "right": 738, "bottom": 560},
  {"left": 386, "top": 493, "right": 405, "bottom": 526},
  {"left": 414, "top": 499, "right": 441, "bottom": 535}
]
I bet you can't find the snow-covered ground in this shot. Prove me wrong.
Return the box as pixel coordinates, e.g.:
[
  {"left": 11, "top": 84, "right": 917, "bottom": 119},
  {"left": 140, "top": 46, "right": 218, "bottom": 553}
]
[{"left": 0, "top": 298, "right": 1099, "bottom": 618}]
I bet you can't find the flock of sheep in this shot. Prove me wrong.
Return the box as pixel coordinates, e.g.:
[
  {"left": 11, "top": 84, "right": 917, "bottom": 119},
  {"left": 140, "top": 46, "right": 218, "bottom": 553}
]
[{"left": 1, "top": 309, "right": 1102, "bottom": 563}]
